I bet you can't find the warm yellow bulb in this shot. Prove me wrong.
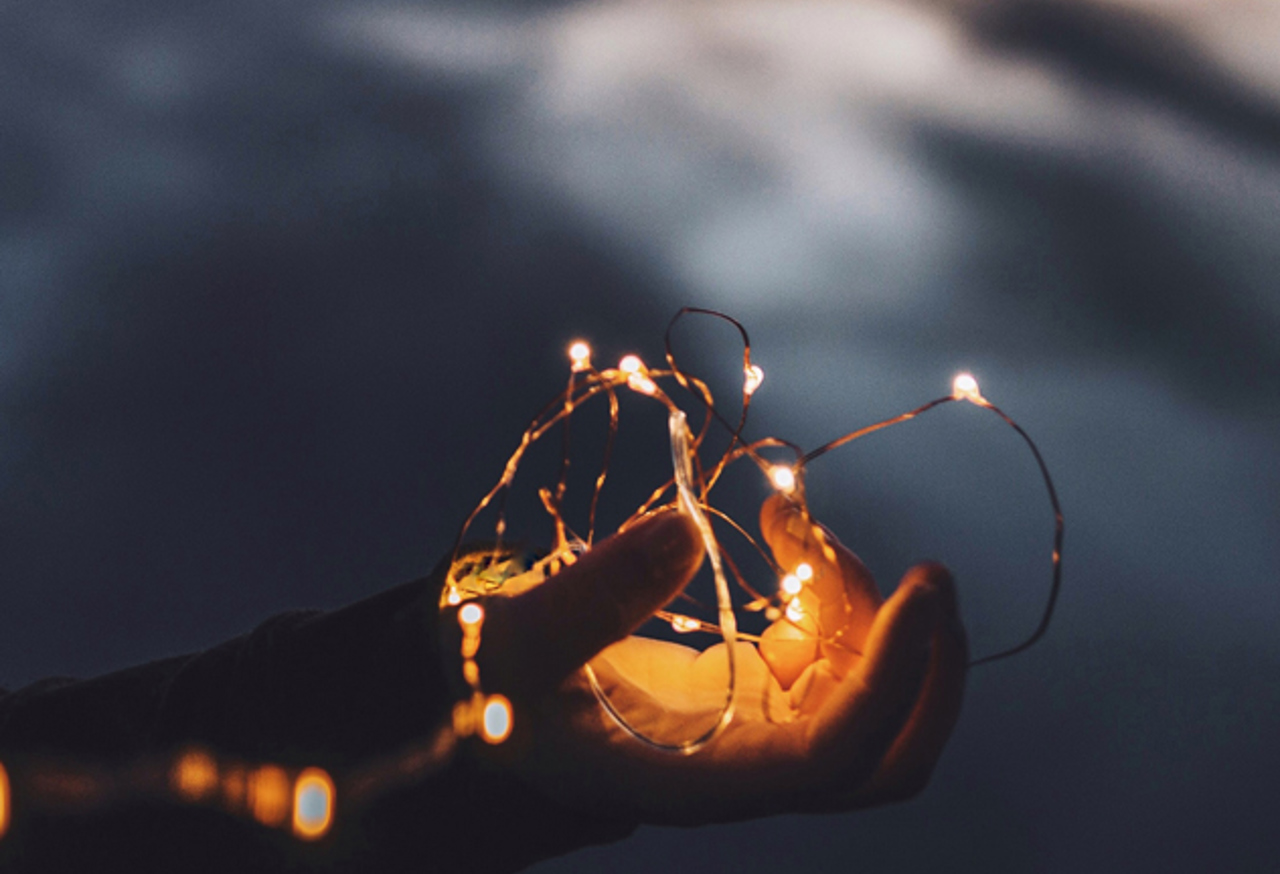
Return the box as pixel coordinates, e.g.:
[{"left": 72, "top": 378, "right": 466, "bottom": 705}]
[
  {"left": 481, "top": 695, "right": 513, "bottom": 744},
  {"left": 459, "top": 602, "right": 484, "bottom": 627},
  {"left": 795, "top": 562, "right": 813, "bottom": 581},
  {"left": 785, "top": 598, "right": 805, "bottom": 623},
  {"left": 769, "top": 465, "right": 796, "bottom": 492},
  {"left": 627, "top": 373, "right": 658, "bottom": 396},
  {"left": 445, "top": 587, "right": 461, "bottom": 606},
  {"left": 780, "top": 574, "right": 802, "bottom": 597},
  {"left": 618, "top": 354, "right": 643, "bottom": 374},
  {"left": 743, "top": 363, "right": 764, "bottom": 396},
  {"left": 670, "top": 614, "right": 700, "bottom": 633},
  {"left": 953, "top": 372, "right": 983, "bottom": 403},
  {"left": 568, "top": 341, "right": 592, "bottom": 371}
]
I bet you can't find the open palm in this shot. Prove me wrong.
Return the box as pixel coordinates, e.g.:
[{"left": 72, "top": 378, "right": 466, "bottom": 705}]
[{"left": 444, "top": 499, "right": 966, "bottom": 828}]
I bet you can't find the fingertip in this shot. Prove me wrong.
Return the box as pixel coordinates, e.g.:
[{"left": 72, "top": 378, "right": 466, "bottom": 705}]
[{"left": 636, "top": 507, "right": 703, "bottom": 586}]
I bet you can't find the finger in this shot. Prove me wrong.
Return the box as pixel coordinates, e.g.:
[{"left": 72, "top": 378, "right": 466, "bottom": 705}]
[
  {"left": 759, "top": 494, "right": 882, "bottom": 671},
  {"left": 851, "top": 563, "right": 968, "bottom": 804},
  {"left": 476, "top": 508, "right": 703, "bottom": 699},
  {"left": 801, "top": 566, "right": 941, "bottom": 793}
]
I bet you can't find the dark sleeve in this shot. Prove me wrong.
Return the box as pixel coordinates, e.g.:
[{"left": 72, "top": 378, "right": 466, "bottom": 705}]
[{"left": 0, "top": 557, "right": 635, "bottom": 873}]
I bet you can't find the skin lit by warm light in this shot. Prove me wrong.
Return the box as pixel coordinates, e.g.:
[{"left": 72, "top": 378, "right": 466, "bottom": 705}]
[
  {"left": 785, "top": 598, "right": 805, "bottom": 624},
  {"left": 953, "top": 372, "right": 983, "bottom": 403},
  {"left": 248, "top": 766, "right": 291, "bottom": 827},
  {"left": 292, "top": 768, "right": 335, "bottom": 841},
  {"left": 481, "top": 695, "right": 514, "bottom": 744},
  {"left": 769, "top": 465, "right": 796, "bottom": 492},
  {"left": 568, "top": 341, "right": 592, "bottom": 372},
  {"left": 743, "top": 363, "right": 764, "bottom": 396},
  {"left": 795, "top": 562, "right": 813, "bottom": 581},
  {"left": 172, "top": 749, "right": 218, "bottom": 802},
  {"left": 0, "top": 760, "right": 10, "bottom": 840},
  {"left": 459, "top": 602, "right": 484, "bottom": 627},
  {"left": 780, "top": 574, "right": 802, "bottom": 597},
  {"left": 618, "top": 355, "right": 643, "bottom": 375}
]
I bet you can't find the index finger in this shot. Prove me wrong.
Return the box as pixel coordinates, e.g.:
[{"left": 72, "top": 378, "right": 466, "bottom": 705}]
[{"left": 466, "top": 508, "right": 703, "bottom": 700}]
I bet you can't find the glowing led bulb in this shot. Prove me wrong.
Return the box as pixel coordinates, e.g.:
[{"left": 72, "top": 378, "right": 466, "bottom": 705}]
[
  {"left": 445, "top": 587, "right": 462, "bottom": 606},
  {"left": 670, "top": 614, "right": 700, "bottom": 633},
  {"left": 785, "top": 598, "right": 805, "bottom": 624},
  {"left": 795, "top": 562, "right": 813, "bottom": 581},
  {"left": 780, "top": 574, "right": 802, "bottom": 596},
  {"left": 628, "top": 373, "right": 658, "bottom": 396},
  {"left": 568, "top": 341, "right": 592, "bottom": 372},
  {"left": 292, "top": 768, "right": 335, "bottom": 841},
  {"left": 953, "top": 372, "right": 984, "bottom": 404},
  {"left": 459, "top": 603, "right": 484, "bottom": 627},
  {"left": 743, "top": 363, "right": 764, "bottom": 396},
  {"left": 481, "top": 695, "right": 513, "bottom": 744},
  {"left": 618, "top": 355, "right": 643, "bottom": 375},
  {"left": 769, "top": 465, "right": 796, "bottom": 493}
]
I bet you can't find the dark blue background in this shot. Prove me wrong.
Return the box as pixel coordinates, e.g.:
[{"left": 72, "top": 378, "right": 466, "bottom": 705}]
[{"left": 3, "top": 1, "right": 1278, "bottom": 870}]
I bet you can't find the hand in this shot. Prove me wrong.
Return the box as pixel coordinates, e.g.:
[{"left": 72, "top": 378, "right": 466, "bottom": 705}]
[{"left": 441, "top": 499, "right": 967, "bottom": 830}]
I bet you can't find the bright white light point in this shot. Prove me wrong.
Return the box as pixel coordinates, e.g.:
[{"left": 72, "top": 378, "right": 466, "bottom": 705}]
[
  {"left": 670, "top": 615, "right": 700, "bottom": 633},
  {"left": 785, "top": 598, "right": 805, "bottom": 623},
  {"left": 459, "top": 603, "right": 484, "bottom": 627},
  {"left": 568, "top": 341, "right": 591, "bottom": 371},
  {"left": 795, "top": 562, "right": 813, "bottom": 582},
  {"left": 743, "top": 364, "right": 764, "bottom": 396},
  {"left": 627, "top": 373, "right": 657, "bottom": 396},
  {"left": 953, "top": 372, "right": 982, "bottom": 403},
  {"left": 481, "top": 696, "right": 513, "bottom": 744},
  {"left": 780, "top": 575, "right": 802, "bottom": 597},
  {"left": 770, "top": 466, "right": 796, "bottom": 492},
  {"left": 618, "top": 355, "right": 643, "bottom": 374}
]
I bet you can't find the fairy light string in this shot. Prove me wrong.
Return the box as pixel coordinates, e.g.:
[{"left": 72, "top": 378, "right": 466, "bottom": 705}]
[
  {"left": 0, "top": 310, "right": 1064, "bottom": 841},
  {"left": 442, "top": 309, "right": 1065, "bottom": 754}
]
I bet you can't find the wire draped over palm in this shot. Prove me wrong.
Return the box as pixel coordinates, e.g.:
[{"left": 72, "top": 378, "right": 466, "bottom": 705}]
[{"left": 443, "top": 500, "right": 967, "bottom": 826}]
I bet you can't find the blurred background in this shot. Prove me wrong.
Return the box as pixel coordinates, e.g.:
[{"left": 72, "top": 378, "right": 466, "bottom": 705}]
[{"left": 2, "top": 0, "right": 1278, "bottom": 870}]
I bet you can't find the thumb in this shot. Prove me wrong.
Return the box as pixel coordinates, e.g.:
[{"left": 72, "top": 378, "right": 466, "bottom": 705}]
[{"left": 469, "top": 508, "right": 703, "bottom": 700}]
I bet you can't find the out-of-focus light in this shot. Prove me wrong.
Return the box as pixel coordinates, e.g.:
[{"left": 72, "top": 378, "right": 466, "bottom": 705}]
[
  {"left": 248, "top": 766, "right": 290, "bottom": 827},
  {"left": 743, "top": 364, "right": 764, "bottom": 396},
  {"left": 952, "top": 372, "right": 983, "bottom": 403},
  {"left": 0, "top": 760, "right": 10, "bottom": 840},
  {"left": 618, "top": 355, "right": 643, "bottom": 374},
  {"left": 172, "top": 749, "right": 218, "bottom": 802},
  {"left": 481, "top": 695, "right": 513, "bottom": 744},
  {"left": 780, "top": 574, "right": 802, "bottom": 597},
  {"left": 568, "top": 341, "right": 592, "bottom": 372},
  {"left": 769, "top": 466, "right": 796, "bottom": 493},
  {"left": 445, "top": 587, "right": 462, "bottom": 606},
  {"left": 292, "top": 768, "right": 335, "bottom": 841},
  {"left": 795, "top": 562, "right": 813, "bottom": 581},
  {"left": 785, "top": 598, "right": 805, "bottom": 624},
  {"left": 459, "top": 603, "right": 484, "bottom": 628}
]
